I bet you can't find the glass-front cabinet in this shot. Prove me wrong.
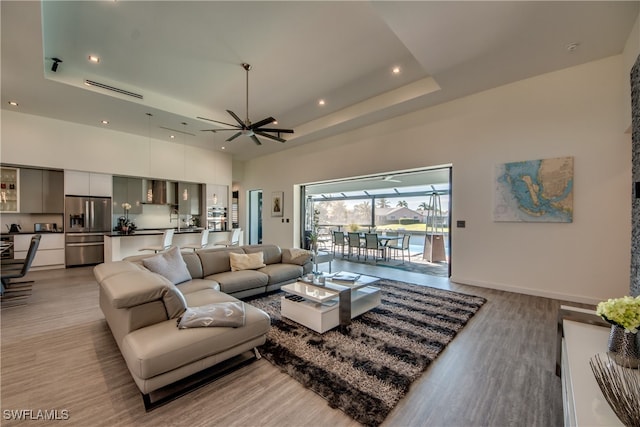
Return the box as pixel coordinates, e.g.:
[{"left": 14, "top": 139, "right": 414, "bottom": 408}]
[{"left": 0, "top": 167, "right": 19, "bottom": 212}]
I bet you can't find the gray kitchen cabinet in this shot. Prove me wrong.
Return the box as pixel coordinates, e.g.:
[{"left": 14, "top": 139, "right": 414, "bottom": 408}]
[
  {"left": 113, "top": 176, "right": 143, "bottom": 215},
  {"left": 20, "top": 168, "right": 64, "bottom": 213},
  {"left": 43, "top": 170, "right": 64, "bottom": 213}
]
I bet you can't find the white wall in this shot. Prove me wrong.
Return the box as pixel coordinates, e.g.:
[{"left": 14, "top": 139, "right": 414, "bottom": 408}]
[
  {"left": 242, "top": 55, "right": 632, "bottom": 304},
  {"left": 0, "top": 110, "right": 232, "bottom": 185}
]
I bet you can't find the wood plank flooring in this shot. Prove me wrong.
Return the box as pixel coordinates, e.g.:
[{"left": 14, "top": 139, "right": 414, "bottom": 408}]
[{"left": 0, "top": 260, "right": 578, "bottom": 426}]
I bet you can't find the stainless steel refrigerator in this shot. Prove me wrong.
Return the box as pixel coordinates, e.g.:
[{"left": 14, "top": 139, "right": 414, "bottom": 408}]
[{"left": 65, "top": 196, "right": 111, "bottom": 266}]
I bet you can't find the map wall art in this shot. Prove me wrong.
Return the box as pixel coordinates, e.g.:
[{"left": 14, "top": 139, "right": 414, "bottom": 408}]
[{"left": 494, "top": 156, "right": 574, "bottom": 222}]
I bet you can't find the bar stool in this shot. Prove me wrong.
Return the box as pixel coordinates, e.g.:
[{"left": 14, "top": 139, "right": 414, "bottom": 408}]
[
  {"left": 140, "top": 229, "right": 174, "bottom": 253},
  {"left": 181, "top": 229, "right": 209, "bottom": 251}
]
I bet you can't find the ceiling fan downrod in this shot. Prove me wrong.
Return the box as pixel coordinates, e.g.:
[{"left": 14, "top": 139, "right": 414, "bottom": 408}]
[{"left": 243, "top": 63, "right": 251, "bottom": 127}]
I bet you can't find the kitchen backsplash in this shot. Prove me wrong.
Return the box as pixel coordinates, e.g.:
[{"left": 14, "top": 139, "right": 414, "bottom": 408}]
[
  {"left": 112, "top": 203, "right": 195, "bottom": 230},
  {"left": 1, "top": 213, "right": 64, "bottom": 233}
]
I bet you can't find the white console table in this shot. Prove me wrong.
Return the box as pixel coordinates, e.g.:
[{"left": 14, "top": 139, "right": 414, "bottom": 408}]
[{"left": 559, "top": 306, "right": 622, "bottom": 426}]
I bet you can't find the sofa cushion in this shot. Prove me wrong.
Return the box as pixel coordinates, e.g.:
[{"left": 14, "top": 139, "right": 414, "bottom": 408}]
[
  {"left": 198, "top": 247, "right": 245, "bottom": 276},
  {"left": 258, "top": 263, "right": 303, "bottom": 285},
  {"left": 205, "top": 270, "right": 269, "bottom": 295},
  {"left": 242, "top": 244, "right": 282, "bottom": 264},
  {"left": 143, "top": 247, "right": 192, "bottom": 285},
  {"left": 94, "top": 261, "right": 146, "bottom": 283},
  {"left": 120, "top": 293, "right": 270, "bottom": 379},
  {"left": 229, "top": 252, "right": 266, "bottom": 271},
  {"left": 177, "top": 279, "right": 220, "bottom": 295}
]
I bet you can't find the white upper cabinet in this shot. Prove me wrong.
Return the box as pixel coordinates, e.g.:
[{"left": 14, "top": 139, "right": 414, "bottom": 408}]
[{"left": 65, "top": 171, "right": 112, "bottom": 197}]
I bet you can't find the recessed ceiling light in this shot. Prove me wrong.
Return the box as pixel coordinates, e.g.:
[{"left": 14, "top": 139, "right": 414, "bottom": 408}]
[
  {"left": 566, "top": 42, "right": 580, "bottom": 52},
  {"left": 272, "top": 120, "right": 278, "bottom": 125},
  {"left": 221, "top": 146, "right": 226, "bottom": 150},
  {"left": 392, "top": 66, "right": 401, "bottom": 74},
  {"left": 101, "top": 120, "right": 109, "bottom": 125},
  {"left": 88, "top": 55, "right": 100, "bottom": 63},
  {"left": 170, "top": 135, "right": 175, "bottom": 139},
  {"left": 8, "top": 101, "right": 18, "bottom": 107},
  {"left": 318, "top": 99, "right": 325, "bottom": 106}
]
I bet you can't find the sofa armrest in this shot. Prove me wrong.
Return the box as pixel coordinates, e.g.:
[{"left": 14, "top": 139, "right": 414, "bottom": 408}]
[{"left": 281, "top": 248, "right": 312, "bottom": 266}]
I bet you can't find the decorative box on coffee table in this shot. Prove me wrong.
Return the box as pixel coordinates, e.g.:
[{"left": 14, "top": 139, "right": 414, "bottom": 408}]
[{"left": 280, "top": 272, "right": 380, "bottom": 333}]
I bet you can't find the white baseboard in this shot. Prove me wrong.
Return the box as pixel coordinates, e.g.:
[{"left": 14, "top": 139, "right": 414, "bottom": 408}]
[{"left": 449, "top": 276, "right": 600, "bottom": 305}]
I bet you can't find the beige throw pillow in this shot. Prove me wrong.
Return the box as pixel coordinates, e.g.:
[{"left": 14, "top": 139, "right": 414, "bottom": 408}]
[{"left": 229, "top": 251, "right": 266, "bottom": 271}]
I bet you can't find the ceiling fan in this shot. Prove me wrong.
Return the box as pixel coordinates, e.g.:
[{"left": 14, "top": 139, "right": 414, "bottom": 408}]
[
  {"left": 197, "top": 63, "right": 294, "bottom": 146},
  {"left": 382, "top": 175, "right": 402, "bottom": 183}
]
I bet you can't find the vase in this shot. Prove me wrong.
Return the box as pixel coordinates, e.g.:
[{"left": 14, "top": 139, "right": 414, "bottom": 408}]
[{"left": 607, "top": 325, "right": 640, "bottom": 369}]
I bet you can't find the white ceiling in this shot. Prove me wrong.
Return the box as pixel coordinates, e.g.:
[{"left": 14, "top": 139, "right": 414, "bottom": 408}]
[{"left": 2, "top": 1, "right": 638, "bottom": 161}]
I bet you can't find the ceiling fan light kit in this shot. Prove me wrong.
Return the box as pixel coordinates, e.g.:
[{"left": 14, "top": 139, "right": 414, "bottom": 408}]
[{"left": 198, "top": 63, "right": 294, "bottom": 146}]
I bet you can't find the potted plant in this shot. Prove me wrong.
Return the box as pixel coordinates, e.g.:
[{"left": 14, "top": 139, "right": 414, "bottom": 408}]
[{"left": 596, "top": 295, "right": 640, "bottom": 368}]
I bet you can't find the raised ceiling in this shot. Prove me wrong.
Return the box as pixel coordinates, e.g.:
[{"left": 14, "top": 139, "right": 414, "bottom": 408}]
[{"left": 2, "top": 1, "right": 638, "bottom": 161}]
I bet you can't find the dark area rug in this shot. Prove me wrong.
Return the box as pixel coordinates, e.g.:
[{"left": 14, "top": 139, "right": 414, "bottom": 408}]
[{"left": 247, "top": 279, "right": 486, "bottom": 426}]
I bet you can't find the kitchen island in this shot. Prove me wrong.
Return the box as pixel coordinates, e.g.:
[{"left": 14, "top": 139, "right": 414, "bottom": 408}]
[{"left": 104, "top": 229, "right": 232, "bottom": 261}]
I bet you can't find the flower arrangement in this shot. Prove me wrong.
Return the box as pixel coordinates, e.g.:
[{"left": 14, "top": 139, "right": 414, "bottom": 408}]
[
  {"left": 596, "top": 296, "right": 640, "bottom": 334},
  {"left": 117, "top": 202, "right": 136, "bottom": 233}
]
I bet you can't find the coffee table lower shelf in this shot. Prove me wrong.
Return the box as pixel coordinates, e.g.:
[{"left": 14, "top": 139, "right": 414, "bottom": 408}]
[{"left": 281, "top": 286, "right": 380, "bottom": 333}]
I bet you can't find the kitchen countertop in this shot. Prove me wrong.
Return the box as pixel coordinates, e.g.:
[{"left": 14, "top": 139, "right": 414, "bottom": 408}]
[
  {"left": 105, "top": 228, "right": 228, "bottom": 237},
  {"left": 1, "top": 231, "right": 65, "bottom": 236}
]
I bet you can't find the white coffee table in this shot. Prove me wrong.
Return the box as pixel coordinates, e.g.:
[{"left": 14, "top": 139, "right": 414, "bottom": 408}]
[{"left": 280, "top": 272, "right": 381, "bottom": 333}]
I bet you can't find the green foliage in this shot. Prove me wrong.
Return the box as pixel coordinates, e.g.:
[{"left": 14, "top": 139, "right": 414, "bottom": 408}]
[{"left": 398, "top": 218, "right": 420, "bottom": 225}]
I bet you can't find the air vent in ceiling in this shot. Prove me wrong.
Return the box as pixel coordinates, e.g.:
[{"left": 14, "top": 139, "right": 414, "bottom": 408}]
[{"left": 84, "top": 79, "right": 143, "bottom": 99}]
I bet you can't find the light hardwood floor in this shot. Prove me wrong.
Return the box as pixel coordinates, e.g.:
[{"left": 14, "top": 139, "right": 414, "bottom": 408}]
[{"left": 1, "top": 260, "right": 575, "bottom": 426}]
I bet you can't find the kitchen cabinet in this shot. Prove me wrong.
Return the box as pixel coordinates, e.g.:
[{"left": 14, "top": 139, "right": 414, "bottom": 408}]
[
  {"left": 0, "top": 166, "right": 19, "bottom": 212},
  {"left": 112, "top": 176, "right": 143, "bottom": 215},
  {"left": 65, "top": 171, "right": 112, "bottom": 197},
  {"left": 19, "top": 168, "right": 64, "bottom": 213},
  {"left": 13, "top": 233, "right": 65, "bottom": 269}
]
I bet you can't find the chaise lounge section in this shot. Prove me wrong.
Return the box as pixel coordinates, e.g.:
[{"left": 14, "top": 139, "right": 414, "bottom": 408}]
[{"left": 94, "top": 244, "right": 312, "bottom": 409}]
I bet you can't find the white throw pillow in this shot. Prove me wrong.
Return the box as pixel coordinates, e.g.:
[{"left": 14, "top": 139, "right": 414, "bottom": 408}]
[
  {"left": 229, "top": 251, "right": 266, "bottom": 271},
  {"left": 143, "top": 246, "right": 192, "bottom": 285}
]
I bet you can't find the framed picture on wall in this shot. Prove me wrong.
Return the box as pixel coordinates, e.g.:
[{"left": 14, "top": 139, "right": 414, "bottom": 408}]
[{"left": 271, "top": 191, "right": 283, "bottom": 217}]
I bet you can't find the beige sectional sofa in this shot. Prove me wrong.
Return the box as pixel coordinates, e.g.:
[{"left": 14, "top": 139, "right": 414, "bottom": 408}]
[{"left": 94, "top": 244, "right": 312, "bottom": 409}]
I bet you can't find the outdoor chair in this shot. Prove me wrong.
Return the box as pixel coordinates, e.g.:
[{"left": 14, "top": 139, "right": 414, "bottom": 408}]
[
  {"left": 388, "top": 234, "right": 411, "bottom": 263},
  {"left": 140, "top": 229, "right": 174, "bottom": 253},
  {"left": 364, "top": 233, "right": 385, "bottom": 261},
  {"left": 332, "top": 231, "right": 346, "bottom": 257},
  {"left": 347, "top": 232, "right": 363, "bottom": 260},
  {"left": 1, "top": 234, "right": 41, "bottom": 300},
  {"left": 181, "top": 229, "right": 210, "bottom": 251}
]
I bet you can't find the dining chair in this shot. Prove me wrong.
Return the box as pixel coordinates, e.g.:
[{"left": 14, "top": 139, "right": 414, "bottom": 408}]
[
  {"left": 347, "top": 232, "right": 363, "bottom": 260},
  {"left": 139, "top": 229, "right": 174, "bottom": 253},
  {"left": 181, "top": 229, "right": 210, "bottom": 251},
  {"left": 364, "top": 233, "right": 385, "bottom": 261},
  {"left": 332, "top": 231, "right": 346, "bottom": 257},
  {"left": 388, "top": 234, "right": 411, "bottom": 263},
  {"left": 1, "top": 234, "right": 41, "bottom": 298}
]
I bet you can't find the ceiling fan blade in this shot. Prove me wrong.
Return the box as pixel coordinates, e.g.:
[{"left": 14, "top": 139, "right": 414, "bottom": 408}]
[
  {"left": 201, "top": 129, "right": 243, "bottom": 133},
  {"left": 250, "top": 135, "right": 262, "bottom": 146},
  {"left": 196, "top": 116, "right": 240, "bottom": 128},
  {"left": 226, "top": 132, "right": 243, "bottom": 142},
  {"left": 255, "top": 130, "right": 286, "bottom": 143},
  {"left": 248, "top": 116, "right": 275, "bottom": 130},
  {"left": 226, "top": 110, "right": 246, "bottom": 128},
  {"left": 255, "top": 128, "right": 294, "bottom": 134}
]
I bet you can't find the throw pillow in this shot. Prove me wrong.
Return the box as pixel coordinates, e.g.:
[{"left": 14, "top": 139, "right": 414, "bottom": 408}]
[
  {"left": 177, "top": 302, "right": 246, "bottom": 328},
  {"left": 143, "top": 246, "right": 192, "bottom": 285},
  {"left": 229, "top": 251, "right": 266, "bottom": 271}
]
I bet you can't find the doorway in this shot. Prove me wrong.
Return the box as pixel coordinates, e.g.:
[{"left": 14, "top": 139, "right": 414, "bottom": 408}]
[
  {"left": 248, "top": 190, "right": 263, "bottom": 244},
  {"left": 301, "top": 166, "right": 452, "bottom": 277}
]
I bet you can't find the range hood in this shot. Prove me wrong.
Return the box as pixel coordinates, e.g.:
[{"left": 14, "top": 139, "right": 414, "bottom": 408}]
[{"left": 143, "top": 180, "right": 177, "bottom": 205}]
